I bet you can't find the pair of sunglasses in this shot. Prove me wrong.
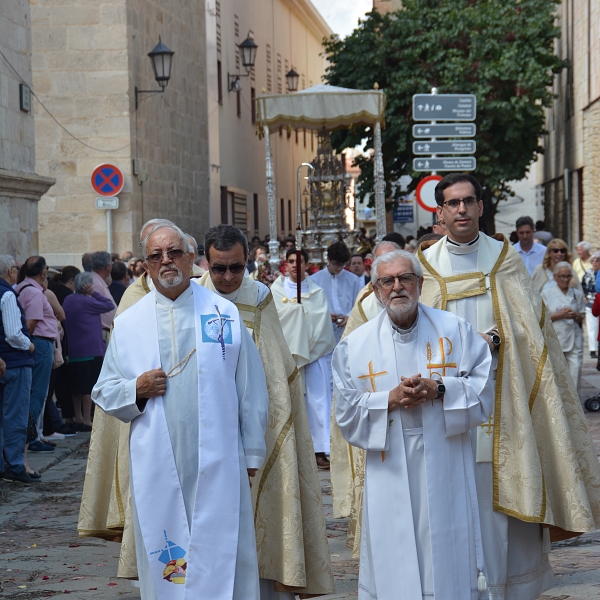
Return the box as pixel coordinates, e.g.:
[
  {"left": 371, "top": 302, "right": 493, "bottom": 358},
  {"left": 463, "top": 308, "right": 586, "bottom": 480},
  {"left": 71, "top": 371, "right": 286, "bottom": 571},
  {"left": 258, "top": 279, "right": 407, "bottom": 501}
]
[{"left": 210, "top": 264, "right": 246, "bottom": 275}]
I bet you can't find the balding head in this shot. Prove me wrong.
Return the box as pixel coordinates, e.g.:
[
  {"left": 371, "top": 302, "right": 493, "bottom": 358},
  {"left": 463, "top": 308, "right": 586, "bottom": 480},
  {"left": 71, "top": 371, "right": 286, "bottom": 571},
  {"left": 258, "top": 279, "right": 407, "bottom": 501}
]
[{"left": 373, "top": 241, "right": 400, "bottom": 258}]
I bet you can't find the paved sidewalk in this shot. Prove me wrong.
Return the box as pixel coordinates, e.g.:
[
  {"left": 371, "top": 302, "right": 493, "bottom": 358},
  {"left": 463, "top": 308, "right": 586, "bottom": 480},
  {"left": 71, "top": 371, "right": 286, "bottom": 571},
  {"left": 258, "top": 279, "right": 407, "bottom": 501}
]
[{"left": 1, "top": 356, "right": 599, "bottom": 598}]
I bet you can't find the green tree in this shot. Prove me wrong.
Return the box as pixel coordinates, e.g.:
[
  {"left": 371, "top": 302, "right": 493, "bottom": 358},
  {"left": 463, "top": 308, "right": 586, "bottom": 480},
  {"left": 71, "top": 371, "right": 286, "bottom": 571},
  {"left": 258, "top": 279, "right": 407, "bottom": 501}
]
[{"left": 324, "top": 0, "right": 566, "bottom": 233}]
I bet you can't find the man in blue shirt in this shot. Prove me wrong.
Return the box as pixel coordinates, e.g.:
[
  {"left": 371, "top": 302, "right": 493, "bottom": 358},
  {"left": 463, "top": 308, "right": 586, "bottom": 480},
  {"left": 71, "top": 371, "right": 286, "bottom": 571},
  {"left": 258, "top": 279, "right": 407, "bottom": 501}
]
[{"left": 513, "top": 216, "right": 546, "bottom": 275}]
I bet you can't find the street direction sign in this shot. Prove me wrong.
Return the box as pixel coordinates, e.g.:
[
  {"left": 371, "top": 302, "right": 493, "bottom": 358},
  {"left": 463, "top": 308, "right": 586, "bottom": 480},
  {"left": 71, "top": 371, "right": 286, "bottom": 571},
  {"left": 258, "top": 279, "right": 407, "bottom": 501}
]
[
  {"left": 412, "top": 94, "right": 476, "bottom": 121},
  {"left": 91, "top": 163, "right": 124, "bottom": 197},
  {"left": 413, "top": 141, "right": 476, "bottom": 155},
  {"left": 412, "top": 123, "right": 476, "bottom": 138},
  {"left": 416, "top": 175, "right": 442, "bottom": 212},
  {"left": 95, "top": 196, "right": 119, "bottom": 210},
  {"left": 413, "top": 157, "right": 477, "bottom": 171}
]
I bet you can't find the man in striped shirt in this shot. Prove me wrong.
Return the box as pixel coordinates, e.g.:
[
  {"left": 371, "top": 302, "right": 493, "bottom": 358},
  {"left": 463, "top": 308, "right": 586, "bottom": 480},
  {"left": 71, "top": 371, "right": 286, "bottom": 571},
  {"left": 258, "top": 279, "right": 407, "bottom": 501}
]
[{"left": 0, "top": 255, "right": 36, "bottom": 484}]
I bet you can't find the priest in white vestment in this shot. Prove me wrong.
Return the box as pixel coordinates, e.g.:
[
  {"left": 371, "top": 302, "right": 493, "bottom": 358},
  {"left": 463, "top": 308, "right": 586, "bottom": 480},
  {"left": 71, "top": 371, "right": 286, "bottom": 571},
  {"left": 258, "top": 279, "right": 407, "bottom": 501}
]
[
  {"left": 92, "top": 224, "right": 268, "bottom": 600},
  {"left": 272, "top": 248, "right": 337, "bottom": 467},
  {"left": 333, "top": 249, "right": 493, "bottom": 600},
  {"left": 310, "top": 241, "right": 362, "bottom": 343},
  {"left": 418, "top": 174, "right": 600, "bottom": 600}
]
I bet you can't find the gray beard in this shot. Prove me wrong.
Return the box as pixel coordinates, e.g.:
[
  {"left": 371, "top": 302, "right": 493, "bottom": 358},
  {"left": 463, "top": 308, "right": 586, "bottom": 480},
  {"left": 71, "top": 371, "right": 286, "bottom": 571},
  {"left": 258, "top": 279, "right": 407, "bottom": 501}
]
[{"left": 158, "top": 268, "right": 183, "bottom": 288}]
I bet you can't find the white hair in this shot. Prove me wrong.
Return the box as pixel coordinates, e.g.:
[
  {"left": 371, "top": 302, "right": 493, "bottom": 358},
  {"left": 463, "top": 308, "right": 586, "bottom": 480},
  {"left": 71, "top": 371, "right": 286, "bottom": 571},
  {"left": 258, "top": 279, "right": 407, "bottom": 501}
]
[
  {"left": 142, "top": 224, "right": 192, "bottom": 259},
  {"left": 372, "top": 249, "right": 423, "bottom": 284},
  {"left": 139, "top": 218, "right": 176, "bottom": 245},
  {"left": 0, "top": 254, "right": 16, "bottom": 278},
  {"left": 592, "top": 251, "right": 600, "bottom": 261},
  {"left": 372, "top": 241, "right": 400, "bottom": 257},
  {"left": 553, "top": 261, "right": 573, "bottom": 275},
  {"left": 577, "top": 241, "right": 592, "bottom": 252},
  {"left": 185, "top": 233, "right": 198, "bottom": 256},
  {"left": 74, "top": 271, "right": 94, "bottom": 293}
]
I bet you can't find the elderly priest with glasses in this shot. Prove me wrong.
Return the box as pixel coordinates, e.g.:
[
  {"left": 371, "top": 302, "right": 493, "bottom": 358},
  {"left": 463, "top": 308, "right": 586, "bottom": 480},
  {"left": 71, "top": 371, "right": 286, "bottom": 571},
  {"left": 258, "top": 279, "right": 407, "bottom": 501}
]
[
  {"left": 333, "top": 249, "right": 494, "bottom": 600},
  {"left": 92, "top": 223, "right": 269, "bottom": 600}
]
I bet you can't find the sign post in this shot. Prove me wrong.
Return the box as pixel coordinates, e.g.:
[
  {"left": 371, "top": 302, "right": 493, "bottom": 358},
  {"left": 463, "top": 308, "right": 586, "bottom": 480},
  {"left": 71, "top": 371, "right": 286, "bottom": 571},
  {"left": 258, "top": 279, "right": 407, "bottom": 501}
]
[
  {"left": 412, "top": 89, "right": 477, "bottom": 174},
  {"left": 91, "top": 164, "right": 124, "bottom": 253}
]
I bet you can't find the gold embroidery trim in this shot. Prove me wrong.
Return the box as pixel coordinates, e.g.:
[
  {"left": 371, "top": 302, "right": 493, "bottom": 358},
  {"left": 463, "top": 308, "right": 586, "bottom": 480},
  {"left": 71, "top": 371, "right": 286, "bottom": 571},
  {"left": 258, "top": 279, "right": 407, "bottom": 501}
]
[
  {"left": 288, "top": 366, "right": 300, "bottom": 385},
  {"left": 235, "top": 302, "right": 257, "bottom": 314},
  {"left": 141, "top": 275, "right": 150, "bottom": 293},
  {"left": 357, "top": 296, "right": 369, "bottom": 323},
  {"left": 529, "top": 305, "right": 548, "bottom": 413},
  {"left": 114, "top": 445, "right": 125, "bottom": 525},
  {"left": 418, "top": 246, "right": 449, "bottom": 309},
  {"left": 243, "top": 320, "right": 254, "bottom": 331},
  {"left": 254, "top": 414, "right": 294, "bottom": 522}
]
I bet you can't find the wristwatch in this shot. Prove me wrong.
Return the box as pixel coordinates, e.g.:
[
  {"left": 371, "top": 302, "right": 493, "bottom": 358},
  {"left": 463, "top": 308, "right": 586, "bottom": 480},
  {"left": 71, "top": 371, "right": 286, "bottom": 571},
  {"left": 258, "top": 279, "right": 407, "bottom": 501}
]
[
  {"left": 489, "top": 332, "right": 501, "bottom": 349},
  {"left": 436, "top": 381, "right": 446, "bottom": 400}
]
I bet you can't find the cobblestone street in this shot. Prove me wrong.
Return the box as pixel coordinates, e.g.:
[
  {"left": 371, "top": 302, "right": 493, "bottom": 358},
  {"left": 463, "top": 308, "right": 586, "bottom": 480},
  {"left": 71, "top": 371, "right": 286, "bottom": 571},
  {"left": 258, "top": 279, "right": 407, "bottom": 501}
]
[{"left": 2, "top": 357, "right": 600, "bottom": 599}]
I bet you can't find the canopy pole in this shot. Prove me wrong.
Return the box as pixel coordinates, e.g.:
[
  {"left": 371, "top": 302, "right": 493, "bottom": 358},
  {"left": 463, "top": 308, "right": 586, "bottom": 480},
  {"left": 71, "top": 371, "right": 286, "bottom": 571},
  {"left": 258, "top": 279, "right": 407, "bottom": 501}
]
[
  {"left": 374, "top": 121, "right": 386, "bottom": 240},
  {"left": 264, "top": 126, "right": 280, "bottom": 267}
]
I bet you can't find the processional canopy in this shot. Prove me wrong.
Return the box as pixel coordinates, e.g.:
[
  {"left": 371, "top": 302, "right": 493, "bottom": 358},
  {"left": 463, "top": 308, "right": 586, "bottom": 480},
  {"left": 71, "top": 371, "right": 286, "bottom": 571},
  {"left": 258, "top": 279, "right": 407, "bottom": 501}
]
[{"left": 257, "top": 85, "right": 387, "bottom": 262}]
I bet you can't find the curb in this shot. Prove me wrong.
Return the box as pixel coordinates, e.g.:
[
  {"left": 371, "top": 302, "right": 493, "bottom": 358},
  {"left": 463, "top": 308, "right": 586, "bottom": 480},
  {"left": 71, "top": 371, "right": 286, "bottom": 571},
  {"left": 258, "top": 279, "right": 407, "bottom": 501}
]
[{"left": 28, "top": 432, "right": 91, "bottom": 475}]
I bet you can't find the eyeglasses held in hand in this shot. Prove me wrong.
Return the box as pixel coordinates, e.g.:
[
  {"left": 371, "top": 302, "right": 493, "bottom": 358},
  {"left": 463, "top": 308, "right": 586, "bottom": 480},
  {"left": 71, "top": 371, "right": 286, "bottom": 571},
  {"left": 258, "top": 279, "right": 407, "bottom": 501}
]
[
  {"left": 210, "top": 264, "right": 246, "bottom": 275},
  {"left": 146, "top": 249, "right": 186, "bottom": 264},
  {"left": 376, "top": 273, "right": 419, "bottom": 288},
  {"left": 442, "top": 197, "right": 479, "bottom": 209}
]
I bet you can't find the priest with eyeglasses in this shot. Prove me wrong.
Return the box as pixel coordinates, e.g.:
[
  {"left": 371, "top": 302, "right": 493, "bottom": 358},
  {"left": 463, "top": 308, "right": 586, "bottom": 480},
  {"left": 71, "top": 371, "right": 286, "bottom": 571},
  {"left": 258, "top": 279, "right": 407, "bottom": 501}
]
[
  {"left": 333, "top": 249, "right": 494, "bottom": 600},
  {"left": 92, "top": 223, "right": 269, "bottom": 600}
]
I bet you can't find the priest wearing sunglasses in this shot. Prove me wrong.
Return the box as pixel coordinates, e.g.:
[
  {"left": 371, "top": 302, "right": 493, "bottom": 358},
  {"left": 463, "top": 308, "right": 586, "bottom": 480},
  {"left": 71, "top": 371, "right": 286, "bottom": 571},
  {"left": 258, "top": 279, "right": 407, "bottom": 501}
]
[{"left": 197, "top": 225, "right": 335, "bottom": 599}]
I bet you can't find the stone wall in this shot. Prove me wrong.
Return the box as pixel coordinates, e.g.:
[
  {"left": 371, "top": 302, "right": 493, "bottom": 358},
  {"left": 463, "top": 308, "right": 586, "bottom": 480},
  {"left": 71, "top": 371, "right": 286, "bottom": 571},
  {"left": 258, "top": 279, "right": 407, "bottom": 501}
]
[
  {"left": 0, "top": 1, "right": 54, "bottom": 261},
  {"left": 31, "top": 0, "right": 209, "bottom": 266},
  {"left": 583, "top": 99, "right": 600, "bottom": 250}
]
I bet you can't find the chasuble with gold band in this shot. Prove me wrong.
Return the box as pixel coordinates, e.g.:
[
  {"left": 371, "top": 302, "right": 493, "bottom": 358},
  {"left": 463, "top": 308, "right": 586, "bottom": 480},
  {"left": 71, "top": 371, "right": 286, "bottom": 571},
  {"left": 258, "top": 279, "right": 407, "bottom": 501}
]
[{"left": 418, "top": 234, "right": 600, "bottom": 535}]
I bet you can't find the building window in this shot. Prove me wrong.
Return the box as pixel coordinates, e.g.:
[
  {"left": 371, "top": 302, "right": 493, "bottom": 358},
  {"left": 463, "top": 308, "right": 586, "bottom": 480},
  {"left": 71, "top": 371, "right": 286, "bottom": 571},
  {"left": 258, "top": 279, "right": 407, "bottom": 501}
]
[
  {"left": 251, "top": 87, "right": 256, "bottom": 123},
  {"left": 254, "top": 193, "right": 259, "bottom": 231},
  {"left": 277, "top": 54, "right": 282, "bottom": 94},
  {"left": 279, "top": 125, "right": 283, "bottom": 137},
  {"left": 237, "top": 89, "right": 241, "bottom": 117},
  {"left": 280, "top": 198, "right": 285, "bottom": 232},
  {"left": 285, "top": 59, "right": 289, "bottom": 92},
  {"left": 288, "top": 199, "right": 292, "bottom": 232},
  {"left": 217, "top": 60, "right": 223, "bottom": 105},
  {"left": 232, "top": 192, "right": 247, "bottom": 233},
  {"left": 221, "top": 186, "right": 229, "bottom": 224},
  {"left": 303, "top": 128, "right": 306, "bottom": 148},
  {"left": 295, "top": 129, "right": 298, "bottom": 144},
  {"left": 311, "top": 130, "right": 314, "bottom": 151},
  {"left": 216, "top": 1, "right": 221, "bottom": 56},
  {"left": 266, "top": 45, "right": 272, "bottom": 92}
]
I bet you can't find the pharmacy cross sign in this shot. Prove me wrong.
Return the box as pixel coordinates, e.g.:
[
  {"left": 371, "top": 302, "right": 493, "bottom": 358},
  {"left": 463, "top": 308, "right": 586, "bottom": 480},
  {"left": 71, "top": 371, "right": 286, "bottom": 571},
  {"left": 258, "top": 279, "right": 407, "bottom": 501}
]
[{"left": 91, "top": 164, "right": 124, "bottom": 197}]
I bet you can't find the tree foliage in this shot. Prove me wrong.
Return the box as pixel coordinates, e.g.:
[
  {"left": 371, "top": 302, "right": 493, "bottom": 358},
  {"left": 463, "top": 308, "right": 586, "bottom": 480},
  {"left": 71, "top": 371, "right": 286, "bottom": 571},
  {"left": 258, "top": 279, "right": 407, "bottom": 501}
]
[{"left": 323, "top": 0, "right": 566, "bottom": 233}]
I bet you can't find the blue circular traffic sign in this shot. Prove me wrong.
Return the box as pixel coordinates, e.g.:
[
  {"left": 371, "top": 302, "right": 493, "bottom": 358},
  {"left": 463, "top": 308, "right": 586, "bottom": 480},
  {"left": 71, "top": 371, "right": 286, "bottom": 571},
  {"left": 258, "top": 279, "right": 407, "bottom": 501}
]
[{"left": 91, "top": 164, "right": 124, "bottom": 197}]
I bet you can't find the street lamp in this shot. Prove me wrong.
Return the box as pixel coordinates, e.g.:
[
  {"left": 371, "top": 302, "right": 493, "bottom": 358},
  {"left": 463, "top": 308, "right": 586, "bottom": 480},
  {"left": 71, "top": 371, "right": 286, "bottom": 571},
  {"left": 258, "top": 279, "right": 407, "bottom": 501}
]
[
  {"left": 135, "top": 36, "right": 175, "bottom": 109},
  {"left": 286, "top": 68, "right": 299, "bottom": 92},
  {"left": 228, "top": 33, "right": 259, "bottom": 92}
]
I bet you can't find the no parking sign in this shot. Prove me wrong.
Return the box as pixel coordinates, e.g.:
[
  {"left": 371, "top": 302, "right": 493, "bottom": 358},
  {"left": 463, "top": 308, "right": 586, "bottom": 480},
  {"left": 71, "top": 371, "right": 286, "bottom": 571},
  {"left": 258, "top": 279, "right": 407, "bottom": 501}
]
[
  {"left": 91, "top": 164, "right": 124, "bottom": 197},
  {"left": 415, "top": 175, "right": 442, "bottom": 213}
]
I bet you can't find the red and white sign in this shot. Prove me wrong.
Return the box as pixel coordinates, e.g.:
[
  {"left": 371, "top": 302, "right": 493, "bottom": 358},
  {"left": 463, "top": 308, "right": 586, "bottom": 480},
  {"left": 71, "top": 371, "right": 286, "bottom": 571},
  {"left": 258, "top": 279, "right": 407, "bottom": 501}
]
[
  {"left": 91, "top": 163, "right": 124, "bottom": 197},
  {"left": 415, "top": 174, "right": 442, "bottom": 213}
]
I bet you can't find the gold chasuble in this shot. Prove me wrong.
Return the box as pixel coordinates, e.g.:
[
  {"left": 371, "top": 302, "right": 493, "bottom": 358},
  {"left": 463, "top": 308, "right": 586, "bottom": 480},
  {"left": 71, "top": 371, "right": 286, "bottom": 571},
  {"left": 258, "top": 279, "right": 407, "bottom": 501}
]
[
  {"left": 330, "top": 282, "right": 380, "bottom": 558},
  {"left": 418, "top": 235, "right": 600, "bottom": 536},
  {"left": 199, "top": 273, "right": 335, "bottom": 596}
]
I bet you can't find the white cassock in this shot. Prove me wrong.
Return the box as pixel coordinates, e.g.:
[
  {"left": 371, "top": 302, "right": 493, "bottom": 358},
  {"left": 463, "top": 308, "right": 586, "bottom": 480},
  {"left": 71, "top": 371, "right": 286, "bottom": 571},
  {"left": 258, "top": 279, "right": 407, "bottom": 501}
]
[
  {"left": 92, "top": 284, "right": 268, "bottom": 600},
  {"left": 310, "top": 268, "right": 362, "bottom": 343},
  {"left": 272, "top": 276, "right": 337, "bottom": 454},
  {"left": 333, "top": 305, "right": 493, "bottom": 600},
  {"left": 423, "top": 235, "right": 555, "bottom": 600},
  {"left": 541, "top": 283, "right": 585, "bottom": 394}
]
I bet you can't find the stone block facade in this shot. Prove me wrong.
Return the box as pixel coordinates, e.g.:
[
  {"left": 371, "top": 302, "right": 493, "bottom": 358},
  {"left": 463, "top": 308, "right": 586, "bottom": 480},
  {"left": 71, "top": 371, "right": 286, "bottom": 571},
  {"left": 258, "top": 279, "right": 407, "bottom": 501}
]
[
  {"left": 31, "top": 0, "right": 209, "bottom": 266},
  {"left": 0, "top": 1, "right": 54, "bottom": 261},
  {"left": 582, "top": 100, "right": 600, "bottom": 250}
]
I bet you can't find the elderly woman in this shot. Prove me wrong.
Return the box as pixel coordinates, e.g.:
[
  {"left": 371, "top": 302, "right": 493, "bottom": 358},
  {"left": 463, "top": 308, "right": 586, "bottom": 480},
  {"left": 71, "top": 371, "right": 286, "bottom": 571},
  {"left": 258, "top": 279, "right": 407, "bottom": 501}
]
[
  {"left": 531, "top": 238, "right": 581, "bottom": 292},
  {"left": 541, "top": 262, "right": 586, "bottom": 394},
  {"left": 62, "top": 272, "right": 115, "bottom": 430}
]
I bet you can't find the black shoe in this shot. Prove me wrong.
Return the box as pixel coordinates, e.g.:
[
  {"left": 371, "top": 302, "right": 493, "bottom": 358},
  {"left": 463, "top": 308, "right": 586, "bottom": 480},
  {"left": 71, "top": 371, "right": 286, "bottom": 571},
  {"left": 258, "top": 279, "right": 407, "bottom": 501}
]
[
  {"left": 27, "top": 471, "right": 41, "bottom": 480},
  {"left": 2, "top": 469, "right": 33, "bottom": 484},
  {"left": 75, "top": 423, "right": 92, "bottom": 432},
  {"left": 591, "top": 351, "right": 597, "bottom": 359},
  {"left": 57, "top": 423, "right": 77, "bottom": 436},
  {"left": 28, "top": 440, "right": 55, "bottom": 453}
]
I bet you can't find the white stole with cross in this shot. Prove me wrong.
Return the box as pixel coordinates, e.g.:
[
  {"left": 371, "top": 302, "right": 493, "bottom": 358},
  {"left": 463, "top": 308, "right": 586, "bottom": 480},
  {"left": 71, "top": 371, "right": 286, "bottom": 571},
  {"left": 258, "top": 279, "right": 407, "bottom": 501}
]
[
  {"left": 111, "top": 284, "right": 241, "bottom": 600},
  {"left": 342, "top": 304, "right": 489, "bottom": 600},
  {"left": 423, "top": 234, "right": 502, "bottom": 462}
]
